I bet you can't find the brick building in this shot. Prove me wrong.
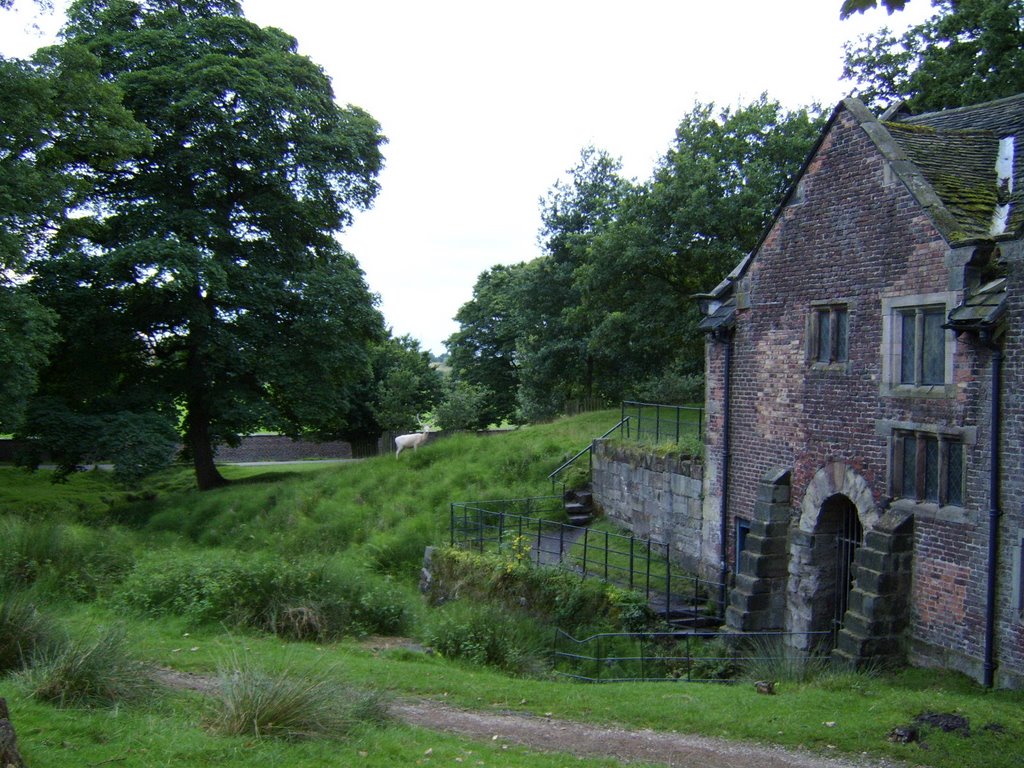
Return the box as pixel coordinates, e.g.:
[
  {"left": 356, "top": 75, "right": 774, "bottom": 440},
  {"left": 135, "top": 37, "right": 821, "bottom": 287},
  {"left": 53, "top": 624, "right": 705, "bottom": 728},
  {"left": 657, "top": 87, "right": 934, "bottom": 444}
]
[{"left": 697, "top": 93, "right": 1024, "bottom": 688}]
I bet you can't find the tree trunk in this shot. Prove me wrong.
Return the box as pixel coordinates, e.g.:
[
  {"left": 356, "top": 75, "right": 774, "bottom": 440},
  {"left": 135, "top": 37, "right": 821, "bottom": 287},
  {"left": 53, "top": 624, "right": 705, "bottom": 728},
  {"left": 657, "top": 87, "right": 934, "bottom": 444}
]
[
  {"left": 0, "top": 698, "right": 27, "bottom": 768},
  {"left": 186, "top": 393, "right": 227, "bottom": 492},
  {"left": 185, "top": 301, "right": 228, "bottom": 492}
]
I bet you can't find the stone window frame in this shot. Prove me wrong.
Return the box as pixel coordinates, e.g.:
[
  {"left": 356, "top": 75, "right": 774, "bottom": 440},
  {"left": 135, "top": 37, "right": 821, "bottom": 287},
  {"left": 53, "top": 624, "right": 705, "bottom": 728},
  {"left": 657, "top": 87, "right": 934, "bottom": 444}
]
[
  {"left": 880, "top": 291, "right": 957, "bottom": 398},
  {"left": 807, "top": 298, "right": 853, "bottom": 372},
  {"left": 878, "top": 419, "right": 974, "bottom": 521},
  {"left": 1013, "top": 528, "right": 1024, "bottom": 621}
]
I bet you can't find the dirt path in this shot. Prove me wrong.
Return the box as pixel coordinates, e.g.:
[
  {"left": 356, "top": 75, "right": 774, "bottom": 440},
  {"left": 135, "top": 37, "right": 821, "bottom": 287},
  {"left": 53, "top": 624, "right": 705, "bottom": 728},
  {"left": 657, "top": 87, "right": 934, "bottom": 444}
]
[
  {"left": 392, "top": 700, "right": 905, "bottom": 768},
  {"left": 154, "top": 667, "right": 905, "bottom": 768}
]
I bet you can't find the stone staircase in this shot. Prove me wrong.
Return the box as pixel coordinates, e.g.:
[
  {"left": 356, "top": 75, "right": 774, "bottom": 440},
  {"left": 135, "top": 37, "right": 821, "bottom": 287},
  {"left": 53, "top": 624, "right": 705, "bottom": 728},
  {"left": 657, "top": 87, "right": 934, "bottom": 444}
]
[{"left": 563, "top": 487, "right": 595, "bottom": 525}]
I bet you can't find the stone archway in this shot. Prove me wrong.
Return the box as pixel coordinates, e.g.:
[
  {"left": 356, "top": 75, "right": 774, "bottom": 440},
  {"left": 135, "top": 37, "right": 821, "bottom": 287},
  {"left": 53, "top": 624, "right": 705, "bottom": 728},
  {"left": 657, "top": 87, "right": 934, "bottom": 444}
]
[{"left": 786, "top": 463, "right": 878, "bottom": 652}]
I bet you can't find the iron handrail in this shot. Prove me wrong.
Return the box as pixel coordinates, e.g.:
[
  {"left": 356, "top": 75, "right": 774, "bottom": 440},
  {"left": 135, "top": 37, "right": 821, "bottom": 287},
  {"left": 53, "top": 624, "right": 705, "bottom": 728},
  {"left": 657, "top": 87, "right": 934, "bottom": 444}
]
[
  {"left": 450, "top": 505, "right": 722, "bottom": 621},
  {"left": 548, "top": 417, "right": 630, "bottom": 491}
]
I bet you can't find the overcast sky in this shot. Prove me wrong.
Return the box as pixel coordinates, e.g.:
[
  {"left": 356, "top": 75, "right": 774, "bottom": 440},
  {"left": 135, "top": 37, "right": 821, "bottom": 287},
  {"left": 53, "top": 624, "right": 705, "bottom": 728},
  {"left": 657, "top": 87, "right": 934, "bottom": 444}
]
[{"left": 2, "top": 0, "right": 933, "bottom": 354}]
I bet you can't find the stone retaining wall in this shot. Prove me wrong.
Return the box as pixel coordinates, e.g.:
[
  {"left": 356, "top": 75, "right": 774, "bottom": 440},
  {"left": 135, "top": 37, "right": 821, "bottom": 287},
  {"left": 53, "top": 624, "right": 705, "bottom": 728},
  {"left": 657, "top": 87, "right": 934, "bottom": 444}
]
[
  {"left": 214, "top": 435, "right": 354, "bottom": 462},
  {"left": 0, "top": 435, "right": 355, "bottom": 464},
  {"left": 591, "top": 440, "right": 708, "bottom": 576}
]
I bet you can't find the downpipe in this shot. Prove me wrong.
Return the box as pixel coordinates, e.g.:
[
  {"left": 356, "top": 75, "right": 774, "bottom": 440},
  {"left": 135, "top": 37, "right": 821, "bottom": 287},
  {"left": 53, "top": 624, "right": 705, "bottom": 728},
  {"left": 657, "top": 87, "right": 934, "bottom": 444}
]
[
  {"left": 981, "top": 332, "right": 1003, "bottom": 689},
  {"left": 716, "top": 329, "right": 733, "bottom": 617}
]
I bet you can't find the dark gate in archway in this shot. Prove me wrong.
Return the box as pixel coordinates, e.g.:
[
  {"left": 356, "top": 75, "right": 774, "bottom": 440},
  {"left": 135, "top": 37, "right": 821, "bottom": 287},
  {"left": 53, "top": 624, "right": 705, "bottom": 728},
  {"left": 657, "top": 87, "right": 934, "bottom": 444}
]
[{"left": 832, "top": 498, "right": 863, "bottom": 641}]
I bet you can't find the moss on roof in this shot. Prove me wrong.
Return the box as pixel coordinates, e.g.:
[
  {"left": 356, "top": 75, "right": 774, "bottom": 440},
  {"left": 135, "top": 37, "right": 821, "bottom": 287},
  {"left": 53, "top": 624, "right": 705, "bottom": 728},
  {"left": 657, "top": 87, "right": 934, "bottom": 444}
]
[{"left": 884, "top": 122, "right": 1004, "bottom": 241}]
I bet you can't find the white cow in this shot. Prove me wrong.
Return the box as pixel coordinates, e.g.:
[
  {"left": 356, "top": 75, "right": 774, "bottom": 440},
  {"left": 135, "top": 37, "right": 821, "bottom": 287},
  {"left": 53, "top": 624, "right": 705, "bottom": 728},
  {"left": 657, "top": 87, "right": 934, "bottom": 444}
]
[{"left": 395, "top": 430, "right": 429, "bottom": 457}]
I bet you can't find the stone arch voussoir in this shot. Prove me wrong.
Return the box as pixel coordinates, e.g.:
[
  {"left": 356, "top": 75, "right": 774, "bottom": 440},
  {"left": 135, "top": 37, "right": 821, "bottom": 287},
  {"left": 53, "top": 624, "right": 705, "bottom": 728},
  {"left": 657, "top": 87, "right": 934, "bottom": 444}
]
[{"left": 799, "top": 462, "right": 878, "bottom": 534}]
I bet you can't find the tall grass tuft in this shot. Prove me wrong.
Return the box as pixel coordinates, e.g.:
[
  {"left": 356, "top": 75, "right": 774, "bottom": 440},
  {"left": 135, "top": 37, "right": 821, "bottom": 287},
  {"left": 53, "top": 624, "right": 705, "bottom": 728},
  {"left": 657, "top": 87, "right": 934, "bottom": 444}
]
[
  {"left": 207, "top": 651, "right": 391, "bottom": 740},
  {"left": 0, "top": 516, "right": 135, "bottom": 600},
  {"left": 739, "top": 635, "right": 834, "bottom": 685},
  {"left": 0, "top": 591, "right": 64, "bottom": 675},
  {"left": 18, "top": 624, "right": 151, "bottom": 707}
]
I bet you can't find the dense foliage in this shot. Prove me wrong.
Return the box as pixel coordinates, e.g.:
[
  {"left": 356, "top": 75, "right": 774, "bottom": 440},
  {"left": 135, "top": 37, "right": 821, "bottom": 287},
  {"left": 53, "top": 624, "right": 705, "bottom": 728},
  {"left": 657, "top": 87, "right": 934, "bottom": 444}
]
[
  {"left": 13, "top": 0, "right": 388, "bottom": 489},
  {"left": 447, "top": 98, "right": 824, "bottom": 421},
  {"left": 843, "top": 0, "right": 1024, "bottom": 111}
]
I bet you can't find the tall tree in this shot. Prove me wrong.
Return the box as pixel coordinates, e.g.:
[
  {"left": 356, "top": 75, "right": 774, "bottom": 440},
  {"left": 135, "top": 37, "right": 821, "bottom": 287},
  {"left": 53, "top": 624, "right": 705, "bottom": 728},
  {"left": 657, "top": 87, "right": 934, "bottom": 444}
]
[
  {"left": 25, "top": 0, "right": 386, "bottom": 488},
  {"left": 0, "top": 33, "right": 145, "bottom": 434},
  {"left": 517, "top": 146, "right": 631, "bottom": 419},
  {"left": 369, "top": 335, "right": 443, "bottom": 433},
  {"left": 582, "top": 96, "right": 824, "bottom": 399},
  {"left": 843, "top": 0, "right": 1024, "bottom": 111},
  {"left": 445, "top": 263, "right": 524, "bottom": 427}
]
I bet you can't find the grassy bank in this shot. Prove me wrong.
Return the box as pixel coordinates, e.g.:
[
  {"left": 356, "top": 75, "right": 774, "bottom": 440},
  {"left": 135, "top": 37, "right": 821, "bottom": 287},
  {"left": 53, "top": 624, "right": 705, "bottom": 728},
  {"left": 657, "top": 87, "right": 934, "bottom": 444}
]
[{"left": 1, "top": 410, "right": 1022, "bottom": 768}]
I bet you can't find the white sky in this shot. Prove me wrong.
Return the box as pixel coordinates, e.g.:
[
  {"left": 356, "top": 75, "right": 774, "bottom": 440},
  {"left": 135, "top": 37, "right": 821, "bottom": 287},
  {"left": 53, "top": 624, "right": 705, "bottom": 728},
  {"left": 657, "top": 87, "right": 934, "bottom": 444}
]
[{"left": 1, "top": 0, "right": 934, "bottom": 354}]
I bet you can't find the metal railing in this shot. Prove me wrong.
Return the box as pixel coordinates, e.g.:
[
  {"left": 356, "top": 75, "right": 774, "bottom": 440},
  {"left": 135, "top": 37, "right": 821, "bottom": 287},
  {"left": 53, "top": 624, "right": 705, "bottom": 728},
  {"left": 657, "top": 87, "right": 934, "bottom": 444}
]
[
  {"left": 449, "top": 503, "right": 722, "bottom": 623},
  {"left": 551, "top": 629, "right": 835, "bottom": 683},
  {"left": 620, "top": 401, "right": 704, "bottom": 444}
]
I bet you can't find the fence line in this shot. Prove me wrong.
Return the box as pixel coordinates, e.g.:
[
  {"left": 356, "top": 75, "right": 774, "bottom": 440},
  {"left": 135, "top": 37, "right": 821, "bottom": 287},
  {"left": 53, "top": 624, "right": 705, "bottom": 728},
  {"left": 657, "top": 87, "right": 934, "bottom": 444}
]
[
  {"left": 449, "top": 503, "right": 722, "bottom": 624},
  {"left": 551, "top": 629, "right": 835, "bottom": 683},
  {"left": 620, "top": 401, "right": 704, "bottom": 444}
]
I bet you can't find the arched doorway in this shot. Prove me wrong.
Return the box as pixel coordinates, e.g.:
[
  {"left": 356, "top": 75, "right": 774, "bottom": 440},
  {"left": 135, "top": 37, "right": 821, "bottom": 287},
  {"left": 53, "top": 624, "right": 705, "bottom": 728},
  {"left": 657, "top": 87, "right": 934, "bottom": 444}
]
[{"left": 787, "top": 463, "right": 876, "bottom": 653}]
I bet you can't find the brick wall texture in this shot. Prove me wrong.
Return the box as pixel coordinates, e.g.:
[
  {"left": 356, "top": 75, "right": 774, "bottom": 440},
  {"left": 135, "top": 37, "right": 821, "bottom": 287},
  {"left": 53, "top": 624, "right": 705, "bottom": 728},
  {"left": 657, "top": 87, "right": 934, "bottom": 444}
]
[{"left": 703, "top": 107, "right": 1023, "bottom": 686}]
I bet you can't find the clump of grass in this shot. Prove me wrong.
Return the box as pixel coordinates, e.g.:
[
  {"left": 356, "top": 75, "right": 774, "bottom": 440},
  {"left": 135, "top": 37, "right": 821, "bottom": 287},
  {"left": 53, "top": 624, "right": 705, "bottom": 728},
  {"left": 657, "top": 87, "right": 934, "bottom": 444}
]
[
  {"left": 0, "top": 591, "right": 64, "bottom": 675},
  {"left": 207, "top": 652, "right": 390, "bottom": 740},
  {"left": 18, "top": 624, "right": 151, "bottom": 707},
  {"left": 0, "top": 516, "right": 135, "bottom": 600},
  {"left": 739, "top": 635, "right": 834, "bottom": 685}
]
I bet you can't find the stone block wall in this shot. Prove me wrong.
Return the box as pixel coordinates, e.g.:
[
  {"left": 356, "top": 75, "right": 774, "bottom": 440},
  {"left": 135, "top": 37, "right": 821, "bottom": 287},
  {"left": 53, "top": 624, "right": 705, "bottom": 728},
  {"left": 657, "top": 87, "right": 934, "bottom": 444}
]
[{"left": 590, "top": 440, "right": 709, "bottom": 578}]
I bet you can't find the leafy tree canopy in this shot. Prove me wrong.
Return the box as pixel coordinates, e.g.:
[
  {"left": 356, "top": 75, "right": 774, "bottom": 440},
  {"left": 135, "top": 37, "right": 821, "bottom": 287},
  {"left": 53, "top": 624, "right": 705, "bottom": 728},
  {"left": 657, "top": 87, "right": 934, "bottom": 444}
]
[
  {"left": 370, "top": 335, "right": 444, "bottom": 433},
  {"left": 580, "top": 96, "right": 824, "bottom": 402},
  {"left": 23, "top": 0, "right": 387, "bottom": 488},
  {"left": 0, "top": 19, "right": 146, "bottom": 433},
  {"left": 843, "top": 0, "right": 1024, "bottom": 111},
  {"left": 840, "top": 0, "right": 910, "bottom": 18},
  {"left": 445, "top": 263, "right": 525, "bottom": 427},
  {"left": 514, "top": 148, "right": 633, "bottom": 420},
  {"left": 449, "top": 98, "right": 824, "bottom": 421}
]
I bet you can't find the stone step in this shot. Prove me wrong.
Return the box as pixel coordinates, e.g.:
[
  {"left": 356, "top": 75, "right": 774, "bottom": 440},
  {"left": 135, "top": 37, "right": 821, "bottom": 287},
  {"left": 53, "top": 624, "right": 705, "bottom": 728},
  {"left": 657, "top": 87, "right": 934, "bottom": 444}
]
[
  {"left": 667, "top": 614, "right": 723, "bottom": 630},
  {"left": 564, "top": 501, "right": 593, "bottom": 516}
]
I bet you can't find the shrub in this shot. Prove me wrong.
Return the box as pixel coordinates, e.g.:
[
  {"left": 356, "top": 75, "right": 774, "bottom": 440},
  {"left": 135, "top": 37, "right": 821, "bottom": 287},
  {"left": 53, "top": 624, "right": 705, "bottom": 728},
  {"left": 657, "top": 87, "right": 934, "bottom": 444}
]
[
  {"left": 629, "top": 366, "right": 704, "bottom": 406},
  {"left": 425, "top": 547, "right": 648, "bottom": 635},
  {"left": 422, "top": 601, "right": 547, "bottom": 675},
  {"left": 0, "top": 592, "right": 64, "bottom": 675},
  {"left": 686, "top": 637, "right": 741, "bottom": 681},
  {"left": 118, "top": 550, "right": 413, "bottom": 639},
  {"left": 434, "top": 380, "right": 491, "bottom": 431},
  {"left": 207, "top": 651, "right": 390, "bottom": 740},
  {"left": 18, "top": 624, "right": 150, "bottom": 707},
  {"left": 352, "top": 579, "right": 412, "bottom": 636}
]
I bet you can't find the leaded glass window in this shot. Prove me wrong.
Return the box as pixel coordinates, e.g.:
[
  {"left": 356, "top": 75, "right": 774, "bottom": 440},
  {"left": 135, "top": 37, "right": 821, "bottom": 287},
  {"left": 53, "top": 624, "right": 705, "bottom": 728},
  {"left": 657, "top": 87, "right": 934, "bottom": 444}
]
[
  {"left": 897, "top": 306, "right": 947, "bottom": 386},
  {"left": 894, "top": 430, "right": 964, "bottom": 507},
  {"left": 811, "top": 305, "right": 848, "bottom": 365}
]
